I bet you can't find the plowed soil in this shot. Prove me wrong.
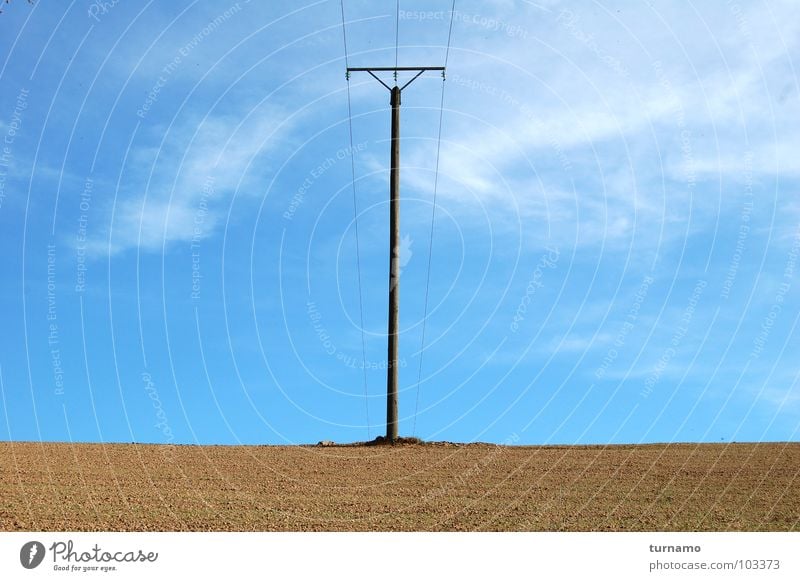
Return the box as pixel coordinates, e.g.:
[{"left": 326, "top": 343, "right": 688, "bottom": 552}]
[{"left": 1, "top": 442, "right": 797, "bottom": 531}]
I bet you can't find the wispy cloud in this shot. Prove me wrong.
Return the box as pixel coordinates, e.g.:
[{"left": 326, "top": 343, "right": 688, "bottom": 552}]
[
  {"left": 92, "top": 106, "right": 293, "bottom": 254},
  {"left": 382, "top": 0, "right": 800, "bottom": 252}
]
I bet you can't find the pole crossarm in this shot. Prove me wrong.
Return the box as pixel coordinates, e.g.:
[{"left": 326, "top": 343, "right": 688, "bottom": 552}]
[
  {"left": 347, "top": 66, "right": 446, "bottom": 91},
  {"left": 346, "top": 66, "right": 445, "bottom": 72}
]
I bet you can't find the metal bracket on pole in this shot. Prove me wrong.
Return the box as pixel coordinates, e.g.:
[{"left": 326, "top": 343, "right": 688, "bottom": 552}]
[{"left": 346, "top": 67, "right": 446, "bottom": 93}]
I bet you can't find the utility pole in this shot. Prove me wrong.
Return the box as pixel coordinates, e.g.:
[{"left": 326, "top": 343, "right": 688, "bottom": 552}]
[{"left": 346, "top": 66, "right": 445, "bottom": 442}]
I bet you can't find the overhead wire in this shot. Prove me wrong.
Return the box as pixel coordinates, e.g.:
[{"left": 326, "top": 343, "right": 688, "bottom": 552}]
[
  {"left": 394, "top": 0, "right": 400, "bottom": 74},
  {"left": 340, "top": 0, "right": 371, "bottom": 439},
  {"left": 412, "top": 0, "right": 457, "bottom": 436}
]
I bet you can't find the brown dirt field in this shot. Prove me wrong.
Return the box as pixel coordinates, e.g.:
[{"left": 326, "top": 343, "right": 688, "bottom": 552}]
[{"left": 1, "top": 441, "right": 798, "bottom": 531}]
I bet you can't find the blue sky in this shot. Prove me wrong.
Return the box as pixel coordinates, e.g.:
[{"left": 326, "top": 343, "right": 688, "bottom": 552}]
[{"left": 0, "top": 0, "right": 798, "bottom": 445}]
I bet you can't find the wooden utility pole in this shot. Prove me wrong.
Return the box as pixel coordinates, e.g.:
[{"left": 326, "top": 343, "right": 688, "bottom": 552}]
[
  {"left": 346, "top": 66, "right": 444, "bottom": 442},
  {"left": 387, "top": 84, "right": 401, "bottom": 442}
]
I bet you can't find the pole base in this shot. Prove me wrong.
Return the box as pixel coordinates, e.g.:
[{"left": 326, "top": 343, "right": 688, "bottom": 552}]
[{"left": 364, "top": 436, "right": 423, "bottom": 446}]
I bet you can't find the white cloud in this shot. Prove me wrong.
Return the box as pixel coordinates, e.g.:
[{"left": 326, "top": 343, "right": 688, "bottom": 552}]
[
  {"left": 95, "top": 107, "right": 292, "bottom": 255},
  {"left": 87, "top": 0, "right": 800, "bottom": 258},
  {"left": 375, "top": 0, "right": 800, "bottom": 255}
]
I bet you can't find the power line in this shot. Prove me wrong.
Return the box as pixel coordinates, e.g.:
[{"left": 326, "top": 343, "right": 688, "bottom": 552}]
[
  {"left": 443, "top": 0, "right": 457, "bottom": 66},
  {"left": 412, "top": 0, "right": 457, "bottom": 436},
  {"left": 340, "top": 0, "right": 371, "bottom": 439},
  {"left": 394, "top": 0, "right": 400, "bottom": 73}
]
